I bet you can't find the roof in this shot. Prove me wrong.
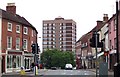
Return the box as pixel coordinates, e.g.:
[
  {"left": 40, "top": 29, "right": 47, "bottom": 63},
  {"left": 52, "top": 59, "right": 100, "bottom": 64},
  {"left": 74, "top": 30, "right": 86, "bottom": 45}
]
[{"left": 0, "top": 9, "right": 38, "bottom": 33}]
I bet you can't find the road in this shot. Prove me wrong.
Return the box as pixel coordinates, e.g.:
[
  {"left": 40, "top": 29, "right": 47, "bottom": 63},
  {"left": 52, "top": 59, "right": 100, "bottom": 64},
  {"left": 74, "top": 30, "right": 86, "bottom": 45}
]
[
  {"left": 43, "top": 69, "right": 95, "bottom": 75},
  {"left": 2, "top": 69, "right": 96, "bottom": 77}
]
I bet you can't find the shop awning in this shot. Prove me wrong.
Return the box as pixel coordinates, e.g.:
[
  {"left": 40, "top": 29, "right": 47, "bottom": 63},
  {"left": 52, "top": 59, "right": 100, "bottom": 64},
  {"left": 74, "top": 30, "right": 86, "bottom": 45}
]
[{"left": 93, "top": 52, "right": 104, "bottom": 59}]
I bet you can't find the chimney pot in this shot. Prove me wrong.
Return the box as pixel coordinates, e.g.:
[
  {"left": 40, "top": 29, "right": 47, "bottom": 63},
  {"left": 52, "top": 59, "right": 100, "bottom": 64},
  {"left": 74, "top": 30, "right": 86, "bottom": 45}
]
[
  {"left": 103, "top": 14, "right": 108, "bottom": 22},
  {"left": 6, "top": 3, "right": 16, "bottom": 15},
  {"left": 7, "top": 3, "right": 15, "bottom": 6}
]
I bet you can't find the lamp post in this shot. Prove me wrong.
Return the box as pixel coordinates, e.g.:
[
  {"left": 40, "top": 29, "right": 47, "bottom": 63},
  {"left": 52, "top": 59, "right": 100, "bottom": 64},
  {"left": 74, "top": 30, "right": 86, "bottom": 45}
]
[
  {"left": 114, "top": 0, "right": 120, "bottom": 77},
  {"left": 95, "top": 31, "right": 98, "bottom": 77}
]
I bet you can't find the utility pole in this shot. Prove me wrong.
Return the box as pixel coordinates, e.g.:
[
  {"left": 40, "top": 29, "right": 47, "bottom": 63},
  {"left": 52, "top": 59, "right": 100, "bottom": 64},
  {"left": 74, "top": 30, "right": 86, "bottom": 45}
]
[
  {"left": 116, "top": 0, "right": 119, "bottom": 64},
  {"left": 34, "top": 43, "right": 37, "bottom": 75},
  {"left": 114, "top": 1, "right": 120, "bottom": 77}
]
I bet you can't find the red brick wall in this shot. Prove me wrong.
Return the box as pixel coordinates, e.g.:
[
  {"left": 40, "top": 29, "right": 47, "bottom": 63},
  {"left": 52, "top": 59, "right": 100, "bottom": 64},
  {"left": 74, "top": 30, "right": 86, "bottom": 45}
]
[{"left": 2, "top": 18, "right": 37, "bottom": 53}]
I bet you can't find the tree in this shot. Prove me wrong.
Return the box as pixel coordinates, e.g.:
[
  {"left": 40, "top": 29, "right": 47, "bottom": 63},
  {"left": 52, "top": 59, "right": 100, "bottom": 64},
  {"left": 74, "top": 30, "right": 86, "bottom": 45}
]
[{"left": 41, "top": 49, "right": 75, "bottom": 69}]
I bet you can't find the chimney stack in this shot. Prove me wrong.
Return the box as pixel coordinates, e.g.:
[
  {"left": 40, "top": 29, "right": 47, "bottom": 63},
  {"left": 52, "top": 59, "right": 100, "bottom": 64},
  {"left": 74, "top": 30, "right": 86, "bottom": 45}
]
[
  {"left": 6, "top": 3, "right": 16, "bottom": 15},
  {"left": 103, "top": 14, "right": 108, "bottom": 22},
  {"left": 97, "top": 20, "right": 103, "bottom": 26}
]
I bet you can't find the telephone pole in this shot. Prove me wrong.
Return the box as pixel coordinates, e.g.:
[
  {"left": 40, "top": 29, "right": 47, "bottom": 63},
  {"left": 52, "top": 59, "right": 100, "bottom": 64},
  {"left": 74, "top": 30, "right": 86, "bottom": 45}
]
[{"left": 114, "top": 1, "right": 120, "bottom": 77}]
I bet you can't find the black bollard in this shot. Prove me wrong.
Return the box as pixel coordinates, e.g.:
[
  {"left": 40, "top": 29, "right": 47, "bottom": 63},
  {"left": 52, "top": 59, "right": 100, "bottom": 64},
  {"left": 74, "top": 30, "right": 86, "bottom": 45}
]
[{"left": 114, "top": 63, "right": 120, "bottom": 77}]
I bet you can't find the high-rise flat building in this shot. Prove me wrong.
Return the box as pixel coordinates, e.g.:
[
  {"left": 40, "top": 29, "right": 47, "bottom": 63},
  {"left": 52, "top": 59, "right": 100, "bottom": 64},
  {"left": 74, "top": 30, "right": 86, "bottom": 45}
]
[{"left": 42, "top": 16, "right": 76, "bottom": 52}]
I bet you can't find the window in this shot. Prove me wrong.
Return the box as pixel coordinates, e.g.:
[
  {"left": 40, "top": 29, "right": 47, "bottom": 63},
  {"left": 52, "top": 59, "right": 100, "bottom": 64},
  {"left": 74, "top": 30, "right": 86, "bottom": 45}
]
[
  {"left": 32, "top": 30, "right": 33, "bottom": 37},
  {"left": 23, "top": 39, "right": 27, "bottom": 50},
  {"left": 114, "top": 19, "right": 116, "bottom": 30},
  {"left": 43, "top": 34, "right": 47, "bottom": 37},
  {"left": 49, "top": 31, "right": 51, "bottom": 33},
  {"left": 49, "top": 23, "right": 51, "bottom": 26},
  {"left": 60, "top": 31, "right": 62, "bottom": 33},
  {"left": 53, "top": 31, "right": 55, "bottom": 33},
  {"left": 43, "top": 42, "right": 47, "bottom": 44},
  {"left": 8, "top": 22, "right": 12, "bottom": 31},
  {"left": 53, "top": 27, "right": 55, "bottom": 30},
  {"left": 24, "top": 27, "right": 28, "bottom": 34},
  {"left": 53, "top": 23, "right": 55, "bottom": 26},
  {"left": 31, "top": 41, "right": 33, "bottom": 45},
  {"left": 114, "top": 38, "right": 116, "bottom": 49},
  {"left": 34, "top": 30, "right": 37, "bottom": 36},
  {"left": 16, "top": 38, "right": 20, "bottom": 50},
  {"left": 43, "top": 30, "right": 47, "bottom": 33},
  {"left": 7, "top": 36, "right": 12, "bottom": 49},
  {"left": 7, "top": 55, "right": 21, "bottom": 68},
  {"left": 60, "top": 38, "right": 62, "bottom": 40},
  {"left": 109, "top": 23, "right": 111, "bottom": 33},
  {"left": 16, "top": 25, "right": 20, "bottom": 33},
  {"left": 43, "top": 27, "right": 47, "bottom": 30},
  {"left": 7, "top": 56, "right": 13, "bottom": 68},
  {"left": 44, "top": 24, "right": 47, "bottom": 26},
  {"left": 16, "top": 56, "right": 21, "bottom": 68},
  {"left": 109, "top": 40, "right": 112, "bottom": 50}
]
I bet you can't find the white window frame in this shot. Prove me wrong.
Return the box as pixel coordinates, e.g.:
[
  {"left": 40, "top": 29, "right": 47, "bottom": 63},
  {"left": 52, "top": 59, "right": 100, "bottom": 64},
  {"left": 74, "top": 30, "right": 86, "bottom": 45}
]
[
  {"left": 23, "top": 27, "right": 28, "bottom": 35},
  {"left": 23, "top": 39, "right": 28, "bottom": 50},
  {"left": 16, "top": 25, "right": 20, "bottom": 33},
  {"left": 8, "top": 22, "right": 12, "bottom": 32},
  {"left": 7, "top": 36, "right": 12, "bottom": 49},
  {"left": 16, "top": 38, "right": 20, "bottom": 50}
]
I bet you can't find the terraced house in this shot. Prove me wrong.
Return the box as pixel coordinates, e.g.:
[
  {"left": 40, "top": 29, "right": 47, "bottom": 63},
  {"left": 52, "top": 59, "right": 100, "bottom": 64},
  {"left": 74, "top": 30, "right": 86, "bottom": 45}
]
[
  {"left": 0, "top": 3, "right": 38, "bottom": 73},
  {"left": 76, "top": 14, "right": 108, "bottom": 69}
]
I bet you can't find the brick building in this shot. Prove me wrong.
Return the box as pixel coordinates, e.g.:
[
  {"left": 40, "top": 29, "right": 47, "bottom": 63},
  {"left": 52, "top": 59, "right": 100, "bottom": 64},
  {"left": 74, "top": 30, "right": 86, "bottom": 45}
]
[
  {"left": 42, "top": 17, "right": 76, "bottom": 52},
  {"left": 76, "top": 14, "right": 108, "bottom": 69},
  {"left": 0, "top": 3, "right": 38, "bottom": 73}
]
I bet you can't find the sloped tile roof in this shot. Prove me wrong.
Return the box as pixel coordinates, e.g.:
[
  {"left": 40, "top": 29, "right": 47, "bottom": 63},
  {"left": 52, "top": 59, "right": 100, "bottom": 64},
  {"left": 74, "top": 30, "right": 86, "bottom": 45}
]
[{"left": 0, "top": 9, "right": 38, "bottom": 33}]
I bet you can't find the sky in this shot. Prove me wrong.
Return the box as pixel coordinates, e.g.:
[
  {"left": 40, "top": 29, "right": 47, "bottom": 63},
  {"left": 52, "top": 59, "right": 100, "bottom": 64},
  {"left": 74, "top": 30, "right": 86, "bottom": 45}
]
[{"left": 0, "top": 0, "right": 116, "bottom": 50}]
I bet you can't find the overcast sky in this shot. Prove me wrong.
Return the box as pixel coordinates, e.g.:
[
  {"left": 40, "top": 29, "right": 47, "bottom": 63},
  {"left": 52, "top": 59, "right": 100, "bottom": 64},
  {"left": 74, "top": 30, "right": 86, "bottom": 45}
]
[{"left": 0, "top": 0, "right": 117, "bottom": 50}]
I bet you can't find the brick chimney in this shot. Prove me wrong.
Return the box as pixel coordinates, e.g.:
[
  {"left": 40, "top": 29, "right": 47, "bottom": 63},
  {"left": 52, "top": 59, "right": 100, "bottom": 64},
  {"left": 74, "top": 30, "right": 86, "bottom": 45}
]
[
  {"left": 6, "top": 3, "right": 16, "bottom": 15},
  {"left": 103, "top": 14, "right": 108, "bottom": 22},
  {"left": 97, "top": 20, "right": 103, "bottom": 26},
  {"left": 94, "top": 20, "right": 103, "bottom": 31}
]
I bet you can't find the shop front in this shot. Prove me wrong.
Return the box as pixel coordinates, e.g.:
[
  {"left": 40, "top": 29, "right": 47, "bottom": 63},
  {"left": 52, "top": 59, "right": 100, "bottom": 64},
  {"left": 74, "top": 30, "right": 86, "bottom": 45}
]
[
  {"left": 6, "top": 50, "right": 24, "bottom": 73},
  {"left": 24, "top": 51, "right": 34, "bottom": 70}
]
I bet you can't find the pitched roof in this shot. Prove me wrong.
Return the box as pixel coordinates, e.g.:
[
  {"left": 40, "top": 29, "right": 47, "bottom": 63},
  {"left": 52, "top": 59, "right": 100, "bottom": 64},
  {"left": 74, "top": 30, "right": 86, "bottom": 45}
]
[{"left": 0, "top": 9, "right": 38, "bottom": 33}]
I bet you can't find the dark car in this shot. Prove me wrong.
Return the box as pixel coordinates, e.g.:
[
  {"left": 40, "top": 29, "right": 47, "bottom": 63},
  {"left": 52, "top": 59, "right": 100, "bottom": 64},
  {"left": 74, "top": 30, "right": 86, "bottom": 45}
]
[{"left": 51, "top": 67, "right": 57, "bottom": 70}]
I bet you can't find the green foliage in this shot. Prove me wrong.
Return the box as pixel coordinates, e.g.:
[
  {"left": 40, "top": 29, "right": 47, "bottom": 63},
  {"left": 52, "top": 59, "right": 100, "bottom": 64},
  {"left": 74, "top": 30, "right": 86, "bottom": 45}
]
[{"left": 41, "top": 49, "right": 75, "bottom": 69}]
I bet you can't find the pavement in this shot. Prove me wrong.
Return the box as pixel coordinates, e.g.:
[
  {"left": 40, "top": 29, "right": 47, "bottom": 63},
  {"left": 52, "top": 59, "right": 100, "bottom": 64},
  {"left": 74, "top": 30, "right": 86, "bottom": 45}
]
[
  {"left": 2, "top": 69, "right": 48, "bottom": 76},
  {"left": 88, "top": 69, "right": 114, "bottom": 75}
]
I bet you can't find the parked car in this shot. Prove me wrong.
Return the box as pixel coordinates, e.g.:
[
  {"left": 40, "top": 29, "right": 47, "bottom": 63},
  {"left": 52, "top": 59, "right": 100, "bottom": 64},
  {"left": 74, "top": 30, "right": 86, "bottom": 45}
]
[
  {"left": 65, "top": 64, "right": 73, "bottom": 70},
  {"left": 51, "top": 67, "right": 57, "bottom": 70}
]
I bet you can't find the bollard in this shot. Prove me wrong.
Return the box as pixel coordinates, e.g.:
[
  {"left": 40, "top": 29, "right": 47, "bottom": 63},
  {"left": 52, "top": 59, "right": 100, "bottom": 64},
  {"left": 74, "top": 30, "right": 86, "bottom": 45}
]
[
  {"left": 34, "top": 66, "right": 38, "bottom": 75},
  {"left": 114, "top": 63, "right": 120, "bottom": 77},
  {"left": 36, "top": 66, "right": 38, "bottom": 75}
]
